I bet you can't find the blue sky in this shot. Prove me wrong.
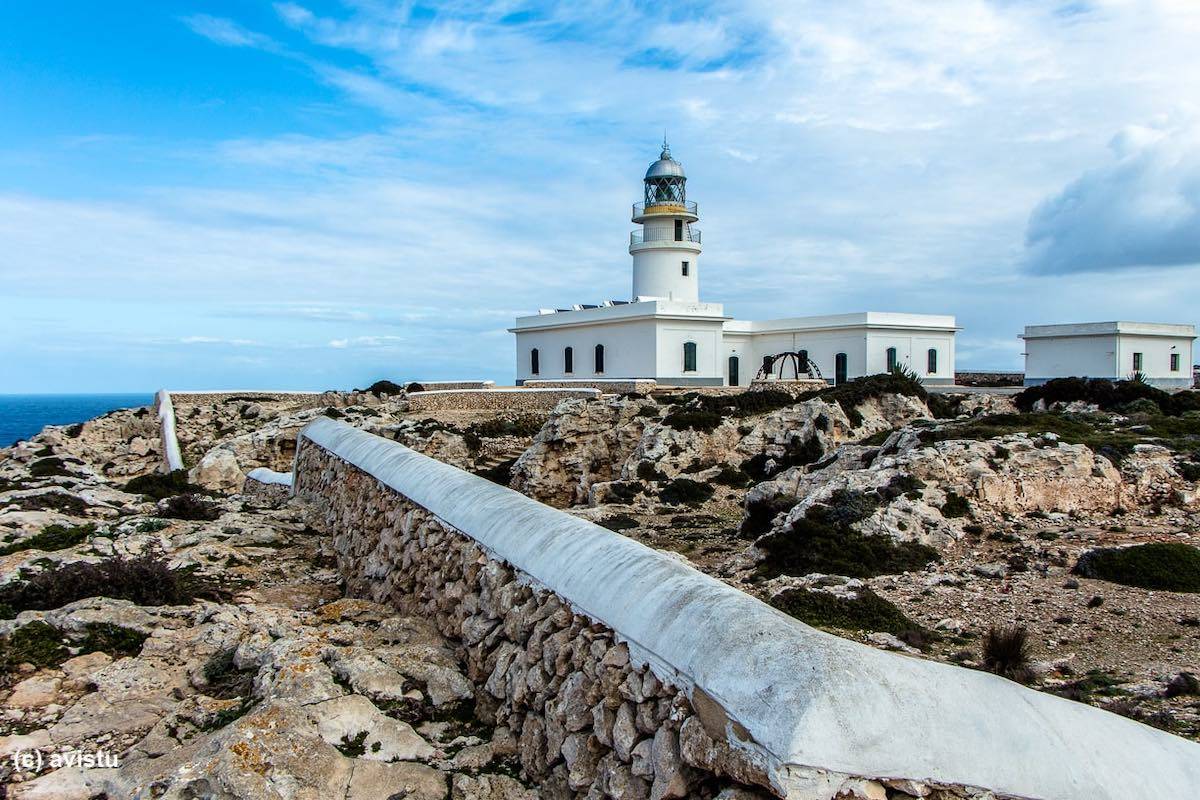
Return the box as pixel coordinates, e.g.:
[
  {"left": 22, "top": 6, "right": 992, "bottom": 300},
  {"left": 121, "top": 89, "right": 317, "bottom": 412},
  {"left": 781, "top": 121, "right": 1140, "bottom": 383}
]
[{"left": 2, "top": 0, "right": 1199, "bottom": 391}]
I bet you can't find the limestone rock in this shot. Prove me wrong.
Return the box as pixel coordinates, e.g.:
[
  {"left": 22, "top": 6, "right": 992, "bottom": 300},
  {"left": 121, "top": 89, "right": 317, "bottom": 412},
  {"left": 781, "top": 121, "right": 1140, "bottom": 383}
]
[{"left": 188, "top": 445, "right": 244, "bottom": 493}]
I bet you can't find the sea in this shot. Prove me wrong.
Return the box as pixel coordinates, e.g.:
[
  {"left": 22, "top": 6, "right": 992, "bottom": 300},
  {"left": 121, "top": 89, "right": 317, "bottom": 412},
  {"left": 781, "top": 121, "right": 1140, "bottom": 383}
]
[{"left": 0, "top": 394, "right": 154, "bottom": 448}]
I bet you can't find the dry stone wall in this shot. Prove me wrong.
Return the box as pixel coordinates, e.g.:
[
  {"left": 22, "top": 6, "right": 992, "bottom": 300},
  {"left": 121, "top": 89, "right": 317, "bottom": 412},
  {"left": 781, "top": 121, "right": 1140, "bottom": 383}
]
[
  {"left": 523, "top": 379, "right": 659, "bottom": 394},
  {"left": 406, "top": 388, "right": 601, "bottom": 412},
  {"left": 293, "top": 417, "right": 1200, "bottom": 800}
]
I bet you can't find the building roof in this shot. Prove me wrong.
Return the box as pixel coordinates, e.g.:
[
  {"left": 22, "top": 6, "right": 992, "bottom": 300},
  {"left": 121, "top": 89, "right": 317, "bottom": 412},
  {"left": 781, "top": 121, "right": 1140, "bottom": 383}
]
[
  {"left": 645, "top": 141, "right": 685, "bottom": 179},
  {"left": 1022, "top": 321, "right": 1197, "bottom": 339}
]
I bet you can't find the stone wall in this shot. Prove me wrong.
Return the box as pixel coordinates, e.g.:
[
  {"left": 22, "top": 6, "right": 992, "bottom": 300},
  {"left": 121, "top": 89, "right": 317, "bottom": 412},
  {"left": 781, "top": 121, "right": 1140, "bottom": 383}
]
[
  {"left": 165, "top": 390, "right": 329, "bottom": 405},
  {"left": 293, "top": 418, "right": 1200, "bottom": 800},
  {"left": 406, "top": 388, "right": 600, "bottom": 412},
  {"left": 524, "top": 379, "right": 658, "bottom": 394},
  {"left": 954, "top": 371, "right": 1024, "bottom": 387},
  {"left": 410, "top": 380, "right": 497, "bottom": 390}
]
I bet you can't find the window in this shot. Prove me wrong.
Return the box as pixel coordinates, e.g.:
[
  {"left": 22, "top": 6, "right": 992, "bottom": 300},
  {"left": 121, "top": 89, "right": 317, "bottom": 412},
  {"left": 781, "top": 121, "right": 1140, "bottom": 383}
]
[
  {"left": 886, "top": 347, "right": 898, "bottom": 372},
  {"left": 927, "top": 348, "right": 938, "bottom": 374},
  {"left": 797, "top": 350, "right": 809, "bottom": 373},
  {"left": 564, "top": 346, "right": 574, "bottom": 374},
  {"left": 728, "top": 356, "right": 739, "bottom": 386},
  {"left": 674, "top": 219, "right": 683, "bottom": 241},
  {"left": 1132, "top": 352, "right": 1143, "bottom": 372},
  {"left": 835, "top": 353, "right": 848, "bottom": 385},
  {"left": 1170, "top": 353, "right": 1180, "bottom": 372},
  {"left": 594, "top": 344, "right": 605, "bottom": 374},
  {"left": 530, "top": 348, "right": 539, "bottom": 375},
  {"left": 683, "top": 342, "right": 697, "bottom": 372},
  {"left": 681, "top": 261, "right": 689, "bottom": 276},
  {"left": 762, "top": 355, "right": 773, "bottom": 375}
]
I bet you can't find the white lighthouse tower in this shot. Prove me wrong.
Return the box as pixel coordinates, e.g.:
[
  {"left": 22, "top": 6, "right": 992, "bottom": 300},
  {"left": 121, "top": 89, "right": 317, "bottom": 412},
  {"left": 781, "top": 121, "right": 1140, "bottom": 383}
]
[{"left": 630, "top": 140, "right": 701, "bottom": 302}]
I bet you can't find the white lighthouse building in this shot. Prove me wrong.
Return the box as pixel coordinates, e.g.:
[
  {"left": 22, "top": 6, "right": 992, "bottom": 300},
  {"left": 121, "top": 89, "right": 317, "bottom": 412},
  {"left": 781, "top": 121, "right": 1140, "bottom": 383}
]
[{"left": 511, "top": 143, "right": 959, "bottom": 386}]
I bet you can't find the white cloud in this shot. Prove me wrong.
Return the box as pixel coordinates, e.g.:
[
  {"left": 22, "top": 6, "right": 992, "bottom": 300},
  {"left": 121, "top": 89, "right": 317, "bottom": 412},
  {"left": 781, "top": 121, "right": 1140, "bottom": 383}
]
[
  {"left": 182, "top": 14, "right": 277, "bottom": 49},
  {"left": 1025, "top": 120, "right": 1200, "bottom": 273}
]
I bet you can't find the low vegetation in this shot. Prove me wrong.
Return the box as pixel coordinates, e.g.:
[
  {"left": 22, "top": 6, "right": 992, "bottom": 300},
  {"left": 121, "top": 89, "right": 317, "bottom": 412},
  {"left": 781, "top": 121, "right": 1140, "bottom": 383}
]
[
  {"left": 658, "top": 478, "right": 714, "bottom": 507},
  {"left": 1, "top": 620, "right": 148, "bottom": 682},
  {"left": 0, "top": 522, "right": 96, "bottom": 556},
  {"left": 981, "top": 625, "right": 1034, "bottom": 684},
  {"left": 29, "top": 456, "right": 75, "bottom": 478},
  {"left": 757, "top": 489, "right": 939, "bottom": 578},
  {"left": 160, "top": 493, "right": 221, "bottom": 521},
  {"left": 918, "top": 411, "right": 1200, "bottom": 461},
  {"left": 0, "top": 548, "right": 224, "bottom": 618},
  {"left": 799, "top": 372, "right": 928, "bottom": 427},
  {"left": 124, "top": 469, "right": 209, "bottom": 501},
  {"left": 1072, "top": 543, "right": 1200, "bottom": 593},
  {"left": 769, "top": 586, "right": 928, "bottom": 640},
  {"left": 1016, "top": 377, "right": 1200, "bottom": 417}
]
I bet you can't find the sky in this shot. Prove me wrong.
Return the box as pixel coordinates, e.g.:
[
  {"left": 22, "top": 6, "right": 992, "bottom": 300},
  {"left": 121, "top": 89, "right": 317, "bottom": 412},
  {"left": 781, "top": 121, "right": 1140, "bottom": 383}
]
[{"left": 2, "top": 0, "right": 1199, "bottom": 392}]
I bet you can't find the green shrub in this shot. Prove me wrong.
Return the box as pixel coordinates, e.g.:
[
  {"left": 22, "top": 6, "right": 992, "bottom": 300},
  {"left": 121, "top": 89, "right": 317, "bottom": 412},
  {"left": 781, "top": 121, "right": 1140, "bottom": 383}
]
[
  {"left": 1072, "top": 543, "right": 1200, "bottom": 592},
  {"left": 713, "top": 464, "right": 751, "bottom": 487},
  {"left": 926, "top": 393, "right": 961, "bottom": 419},
  {"left": 124, "top": 470, "right": 208, "bottom": 501},
  {"left": 1015, "top": 378, "right": 1200, "bottom": 416},
  {"left": 161, "top": 494, "right": 221, "bottom": 521},
  {"left": 605, "top": 481, "right": 644, "bottom": 503},
  {"left": 940, "top": 492, "right": 971, "bottom": 518},
  {"left": 0, "top": 523, "right": 96, "bottom": 556},
  {"left": 659, "top": 478, "right": 714, "bottom": 507},
  {"left": 770, "top": 587, "right": 926, "bottom": 638},
  {"left": 360, "top": 380, "right": 405, "bottom": 395},
  {"left": 78, "top": 623, "right": 148, "bottom": 658},
  {"left": 757, "top": 489, "right": 939, "bottom": 578}
]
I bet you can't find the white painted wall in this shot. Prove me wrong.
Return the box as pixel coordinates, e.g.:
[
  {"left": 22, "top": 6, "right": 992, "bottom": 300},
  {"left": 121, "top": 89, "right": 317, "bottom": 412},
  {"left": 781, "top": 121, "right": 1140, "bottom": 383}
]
[
  {"left": 1023, "top": 323, "right": 1196, "bottom": 387},
  {"left": 1024, "top": 335, "right": 1118, "bottom": 381},
  {"left": 630, "top": 239, "right": 702, "bottom": 301},
  {"left": 655, "top": 318, "right": 724, "bottom": 383},
  {"left": 299, "top": 417, "right": 1200, "bottom": 800},
  {"left": 514, "top": 319, "right": 659, "bottom": 383}
]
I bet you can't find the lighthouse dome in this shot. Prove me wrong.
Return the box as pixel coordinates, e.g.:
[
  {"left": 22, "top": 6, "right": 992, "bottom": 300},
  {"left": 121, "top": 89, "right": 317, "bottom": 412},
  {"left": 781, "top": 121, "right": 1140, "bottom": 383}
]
[{"left": 645, "top": 143, "right": 685, "bottom": 179}]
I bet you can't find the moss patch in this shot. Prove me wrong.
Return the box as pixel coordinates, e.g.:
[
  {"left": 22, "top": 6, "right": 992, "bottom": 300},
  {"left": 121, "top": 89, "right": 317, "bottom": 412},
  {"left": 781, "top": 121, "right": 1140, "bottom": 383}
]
[
  {"left": 0, "top": 621, "right": 68, "bottom": 674},
  {"left": 0, "top": 523, "right": 96, "bottom": 556},
  {"left": 1072, "top": 543, "right": 1200, "bottom": 593}
]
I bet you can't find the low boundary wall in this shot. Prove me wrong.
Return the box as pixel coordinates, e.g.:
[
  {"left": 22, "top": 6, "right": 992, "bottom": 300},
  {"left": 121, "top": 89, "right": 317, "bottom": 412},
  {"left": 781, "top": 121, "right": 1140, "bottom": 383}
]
[
  {"left": 409, "top": 380, "right": 496, "bottom": 391},
  {"left": 293, "top": 417, "right": 1200, "bottom": 800},
  {"left": 406, "top": 387, "right": 600, "bottom": 412},
  {"left": 523, "top": 379, "right": 658, "bottom": 394}
]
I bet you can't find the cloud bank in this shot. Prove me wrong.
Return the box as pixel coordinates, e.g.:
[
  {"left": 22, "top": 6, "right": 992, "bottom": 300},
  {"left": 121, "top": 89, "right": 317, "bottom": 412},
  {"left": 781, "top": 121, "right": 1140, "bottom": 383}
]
[{"left": 1026, "top": 121, "right": 1200, "bottom": 274}]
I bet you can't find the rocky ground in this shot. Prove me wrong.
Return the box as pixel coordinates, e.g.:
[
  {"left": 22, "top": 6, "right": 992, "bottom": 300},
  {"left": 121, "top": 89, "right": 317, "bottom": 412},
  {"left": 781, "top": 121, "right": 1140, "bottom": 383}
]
[
  {"left": 0, "top": 401, "right": 557, "bottom": 799},
  {"left": 1, "top": 377, "right": 1197, "bottom": 798}
]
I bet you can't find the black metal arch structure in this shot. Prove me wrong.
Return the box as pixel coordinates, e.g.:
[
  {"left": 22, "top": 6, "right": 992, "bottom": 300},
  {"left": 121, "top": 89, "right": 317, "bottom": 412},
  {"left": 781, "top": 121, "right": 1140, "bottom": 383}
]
[{"left": 754, "top": 351, "right": 823, "bottom": 382}]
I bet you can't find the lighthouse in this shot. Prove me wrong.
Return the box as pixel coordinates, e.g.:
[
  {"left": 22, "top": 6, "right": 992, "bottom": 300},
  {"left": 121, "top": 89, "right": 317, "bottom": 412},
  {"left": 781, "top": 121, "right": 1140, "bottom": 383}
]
[
  {"left": 511, "top": 139, "right": 959, "bottom": 388},
  {"left": 630, "top": 140, "right": 701, "bottom": 302}
]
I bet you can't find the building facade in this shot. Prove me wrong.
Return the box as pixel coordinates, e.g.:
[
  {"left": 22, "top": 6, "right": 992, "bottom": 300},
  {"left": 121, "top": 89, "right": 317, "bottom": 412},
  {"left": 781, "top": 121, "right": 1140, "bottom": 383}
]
[
  {"left": 1022, "top": 322, "right": 1196, "bottom": 389},
  {"left": 511, "top": 143, "right": 959, "bottom": 386}
]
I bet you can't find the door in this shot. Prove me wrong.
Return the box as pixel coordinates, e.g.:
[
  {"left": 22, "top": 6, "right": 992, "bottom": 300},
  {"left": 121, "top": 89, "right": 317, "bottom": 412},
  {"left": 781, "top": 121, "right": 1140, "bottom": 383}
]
[
  {"left": 728, "top": 356, "right": 740, "bottom": 387},
  {"left": 835, "top": 352, "right": 848, "bottom": 385}
]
